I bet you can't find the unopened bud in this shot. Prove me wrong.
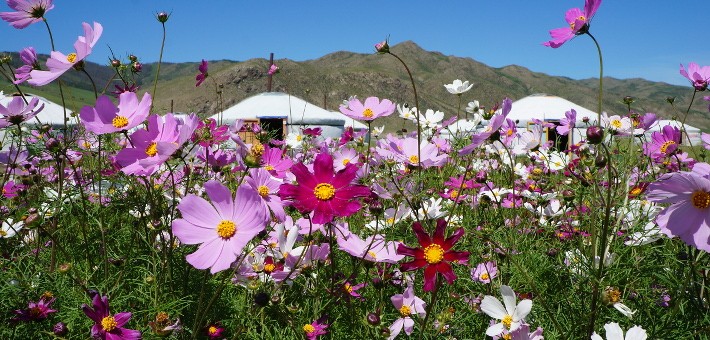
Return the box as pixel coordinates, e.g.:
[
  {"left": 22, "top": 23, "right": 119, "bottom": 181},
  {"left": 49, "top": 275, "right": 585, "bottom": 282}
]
[
  {"left": 156, "top": 12, "right": 169, "bottom": 23},
  {"left": 586, "top": 126, "right": 604, "bottom": 144}
]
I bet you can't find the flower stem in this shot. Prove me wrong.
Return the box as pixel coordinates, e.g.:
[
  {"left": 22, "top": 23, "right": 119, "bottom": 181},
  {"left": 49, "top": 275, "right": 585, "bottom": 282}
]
[
  {"left": 387, "top": 51, "right": 422, "bottom": 180},
  {"left": 586, "top": 32, "right": 604, "bottom": 125},
  {"left": 151, "top": 22, "right": 167, "bottom": 111}
]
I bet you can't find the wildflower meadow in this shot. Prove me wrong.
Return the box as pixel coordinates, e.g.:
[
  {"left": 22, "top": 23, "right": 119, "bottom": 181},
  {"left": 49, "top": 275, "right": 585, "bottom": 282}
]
[{"left": 3, "top": 0, "right": 710, "bottom": 339}]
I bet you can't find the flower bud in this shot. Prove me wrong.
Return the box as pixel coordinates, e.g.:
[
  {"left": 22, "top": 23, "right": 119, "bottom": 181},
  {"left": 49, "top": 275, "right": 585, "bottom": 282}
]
[
  {"left": 156, "top": 12, "right": 169, "bottom": 23},
  {"left": 366, "top": 312, "right": 381, "bottom": 325},
  {"left": 594, "top": 154, "right": 607, "bottom": 168},
  {"left": 254, "top": 292, "right": 270, "bottom": 307},
  {"left": 586, "top": 126, "right": 604, "bottom": 144},
  {"left": 666, "top": 97, "right": 676, "bottom": 105},
  {"left": 111, "top": 59, "right": 121, "bottom": 68},
  {"left": 53, "top": 322, "right": 69, "bottom": 336},
  {"left": 129, "top": 54, "right": 138, "bottom": 62},
  {"left": 474, "top": 170, "right": 487, "bottom": 183},
  {"left": 374, "top": 40, "right": 390, "bottom": 54},
  {"left": 622, "top": 96, "right": 634, "bottom": 105}
]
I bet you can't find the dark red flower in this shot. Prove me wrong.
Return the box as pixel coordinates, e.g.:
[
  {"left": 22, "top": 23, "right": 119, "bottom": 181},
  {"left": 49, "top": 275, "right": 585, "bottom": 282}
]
[
  {"left": 195, "top": 59, "right": 208, "bottom": 87},
  {"left": 396, "top": 218, "right": 470, "bottom": 291}
]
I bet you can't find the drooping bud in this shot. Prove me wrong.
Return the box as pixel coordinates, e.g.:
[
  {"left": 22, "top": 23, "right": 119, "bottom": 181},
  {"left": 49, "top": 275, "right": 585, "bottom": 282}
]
[
  {"left": 53, "top": 322, "right": 69, "bottom": 336},
  {"left": 586, "top": 126, "right": 604, "bottom": 144},
  {"left": 622, "top": 96, "right": 635, "bottom": 105},
  {"left": 366, "top": 312, "right": 381, "bottom": 326},
  {"left": 156, "top": 12, "right": 169, "bottom": 23},
  {"left": 111, "top": 59, "right": 121, "bottom": 68},
  {"left": 374, "top": 40, "right": 390, "bottom": 54}
]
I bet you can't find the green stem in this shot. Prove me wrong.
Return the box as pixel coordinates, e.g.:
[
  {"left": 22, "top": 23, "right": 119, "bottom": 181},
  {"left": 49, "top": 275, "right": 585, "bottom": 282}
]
[
  {"left": 152, "top": 22, "right": 167, "bottom": 110},
  {"left": 387, "top": 51, "right": 421, "bottom": 180},
  {"left": 586, "top": 32, "right": 604, "bottom": 125}
]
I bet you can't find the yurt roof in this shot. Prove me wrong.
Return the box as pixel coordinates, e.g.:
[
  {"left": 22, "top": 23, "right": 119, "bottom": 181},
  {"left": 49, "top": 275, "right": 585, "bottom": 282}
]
[
  {"left": 499, "top": 94, "right": 596, "bottom": 123},
  {"left": 211, "top": 92, "right": 345, "bottom": 126},
  {"left": 0, "top": 93, "right": 75, "bottom": 126},
  {"left": 339, "top": 115, "right": 369, "bottom": 130},
  {"left": 653, "top": 119, "right": 701, "bottom": 132}
]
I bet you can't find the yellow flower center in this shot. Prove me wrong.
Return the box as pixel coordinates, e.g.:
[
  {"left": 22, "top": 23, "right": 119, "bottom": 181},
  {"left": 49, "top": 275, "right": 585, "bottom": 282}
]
[
  {"left": 479, "top": 273, "right": 490, "bottom": 281},
  {"left": 423, "top": 244, "right": 445, "bottom": 264},
  {"left": 208, "top": 326, "right": 218, "bottom": 335},
  {"left": 303, "top": 324, "right": 315, "bottom": 334},
  {"left": 0, "top": 230, "right": 7, "bottom": 237},
  {"left": 344, "top": 283, "right": 353, "bottom": 293},
  {"left": 156, "top": 312, "right": 169, "bottom": 323},
  {"left": 251, "top": 143, "right": 264, "bottom": 156},
  {"left": 263, "top": 263, "right": 276, "bottom": 273},
  {"left": 532, "top": 168, "right": 543, "bottom": 176},
  {"left": 216, "top": 220, "right": 236, "bottom": 239},
  {"left": 367, "top": 250, "right": 377, "bottom": 259},
  {"left": 506, "top": 129, "right": 514, "bottom": 137},
  {"left": 611, "top": 119, "right": 622, "bottom": 129},
  {"left": 112, "top": 116, "right": 129, "bottom": 129},
  {"left": 296, "top": 135, "right": 303, "bottom": 142},
  {"left": 629, "top": 187, "right": 643, "bottom": 196},
  {"left": 386, "top": 217, "right": 395, "bottom": 225},
  {"left": 145, "top": 142, "right": 158, "bottom": 157},
  {"left": 83, "top": 141, "right": 92, "bottom": 148},
  {"left": 409, "top": 155, "right": 419, "bottom": 165},
  {"left": 257, "top": 185, "right": 270, "bottom": 197},
  {"left": 399, "top": 305, "right": 412, "bottom": 318},
  {"left": 569, "top": 15, "right": 586, "bottom": 29},
  {"left": 66, "top": 53, "right": 77, "bottom": 63},
  {"left": 691, "top": 191, "right": 710, "bottom": 209},
  {"left": 363, "top": 108, "right": 374, "bottom": 118},
  {"left": 101, "top": 315, "right": 118, "bottom": 332},
  {"left": 502, "top": 334, "right": 512, "bottom": 340},
  {"left": 449, "top": 190, "right": 459, "bottom": 199},
  {"left": 659, "top": 141, "right": 676, "bottom": 154},
  {"left": 607, "top": 289, "right": 621, "bottom": 304},
  {"left": 502, "top": 314, "right": 513, "bottom": 329},
  {"left": 342, "top": 158, "right": 350, "bottom": 166},
  {"left": 313, "top": 183, "right": 335, "bottom": 201},
  {"left": 264, "top": 164, "right": 274, "bottom": 171}
]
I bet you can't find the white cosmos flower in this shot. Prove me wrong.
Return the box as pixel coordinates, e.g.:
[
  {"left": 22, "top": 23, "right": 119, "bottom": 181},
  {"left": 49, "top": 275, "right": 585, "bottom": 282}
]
[
  {"left": 624, "top": 222, "right": 663, "bottom": 246},
  {"left": 465, "top": 100, "right": 481, "bottom": 114},
  {"left": 0, "top": 219, "right": 23, "bottom": 238},
  {"left": 397, "top": 104, "right": 417, "bottom": 121},
  {"left": 418, "top": 109, "right": 444, "bottom": 129},
  {"left": 481, "top": 285, "right": 533, "bottom": 336},
  {"left": 591, "top": 322, "right": 647, "bottom": 340},
  {"left": 444, "top": 79, "right": 473, "bottom": 95},
  {"left": 372, "top": 125, "right": 385, "bottom": 138},
  {"left": 285, "top": 132, "right": 304, "bottom": 149}
]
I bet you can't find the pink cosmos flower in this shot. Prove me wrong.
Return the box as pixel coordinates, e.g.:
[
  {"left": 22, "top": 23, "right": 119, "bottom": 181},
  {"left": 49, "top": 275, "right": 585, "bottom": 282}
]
[
  {"left": 0, "top": 95, "right": 43, "bottom": 127},
  {"left": 246, "top": 168, "right": 286, "bottom": 222},
  {"left": 12, "top": 46, "right": 38, "bottom": 84},
  {"left": 80, "top": 91, "right": 151, "bottom": 134},
  {"left": 28, "top": 22, "right": 102, "bottom": 86},
  {"left": 268, "top": 64, "right": 279, "bottom": 76},
  {"left": 81, "top": 294, "right": 141, "bottom": 340},
  {"left": 471, "top": 261, "right": 498, "bottom": 284},
  {"left": 459, "top": 98, "right": 512, "bottom": 155},
  {"left": 556, "top": 109, "right": 576, "bottom": 136},
  {"left": 303, "top": 316, "right": 328, "bottom": 340},
  {"left": 702, "top": 132, "right": 710, "bottom": 150},
  {"left": 646, "top": 163, "right": 710, "bottom": 252},
  {"left": 0, "top": 0, "right": 53, "bottom": 29},
  {"left": 388, "top": 286, "right": 426, "bottom": 340},
  {"left": 191, "top": 118, "right": 229, "bottom": 147},
  {"left": 339, "top": 96, "right": 396, "bottom": 121},
  {"left": 195, "top": 59, "right": 208, "bottom": 87},
  {"left": 261, "top": 145, "right": 293, "bottom": 178},
  {"left": 543, "top": 0, "right": 602, "bottom": 48},
  {"left": 115, "top": 113, "right": 199, "bottom": 176},
  {"left": 642, "top": 125, "right": 681, "bottom": 160},
  {"left": 279, "top": 152, "right": 371, "bottom": 224},
  {"left": 11, "top": 296, "right": 56, "bottom": 322},
  {"left": 336, "top": 230, "right": 404, "bottom": 263},
  {"left": 172, "top": 181, "right": 269, "bottom": 273},
  {"left": 680, "top": 62, "right": 710, "bottom": 91}
]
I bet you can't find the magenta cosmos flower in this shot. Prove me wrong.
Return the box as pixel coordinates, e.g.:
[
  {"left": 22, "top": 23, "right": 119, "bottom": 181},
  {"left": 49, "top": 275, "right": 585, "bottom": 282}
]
[
  {"left": 246, "top": 168, "right": 286, "bottom": 222},
  {"left": 680, "top": 62, "right": 710, "bottom": 91},
  {"left": 303, "top": 316, "right": 328, "bottom": 340},
  {"left": 459, "top": 97, "right": 512, "bottom": 155},
  {"left": 81, "top": 294, "right": 141, "bottom": 340},
  {"left": 172, "top": 181, "right": 269, "bottom": 273},
  {"left": 27, "top": 22, "right": 102, "bottom": 86},
  {"left": 0, "top": 0, "right": 53, "bottom": 29},
  {"left": 80, "top": 91, "right": 151, "bottom": 134},
  {"left": 646, "top": 163, "right": 710, "bottom": 252},
  {"left": 279, "top": 152, "right": 371, "bottom": 224},
  {"left": 195, "top": 59, "right": 208, "bottom": 87},
  {"left": 11, "top": 296, "right": 56, "bottom": 322},
  {"left": 543, "top": 0, "right": 602, "bottom": 48},
  {"left": 0, "top": 95, "right": 43, "bottom": 127},
  {"left": 339, "top": 96, "right": 396, "bottom": 121},
  {"left": 396, "top": 218, "right": 470, "bottom": 292}
]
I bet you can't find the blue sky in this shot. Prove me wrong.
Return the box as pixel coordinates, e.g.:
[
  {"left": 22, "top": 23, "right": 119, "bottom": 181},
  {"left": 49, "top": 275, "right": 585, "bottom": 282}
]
[{"left": 2, "top": 0, "right": 709, "bottom": 87}]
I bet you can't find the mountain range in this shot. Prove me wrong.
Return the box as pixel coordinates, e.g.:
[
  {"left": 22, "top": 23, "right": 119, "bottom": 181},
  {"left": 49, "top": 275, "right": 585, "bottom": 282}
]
[{"left": 2, "top": 41, "right": 708, "bottom": 131}]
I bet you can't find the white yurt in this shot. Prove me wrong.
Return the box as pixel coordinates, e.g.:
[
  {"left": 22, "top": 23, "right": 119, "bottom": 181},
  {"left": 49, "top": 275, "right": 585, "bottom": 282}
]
[
  {"left": 210, "top": 92, "right": 350, "bottom": 140},
  {"left": 648, "top": 119, "right": 703, "bottom": 146},
  {"left": 499, "top": 94, "right": 596, "bottom": 147}
]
